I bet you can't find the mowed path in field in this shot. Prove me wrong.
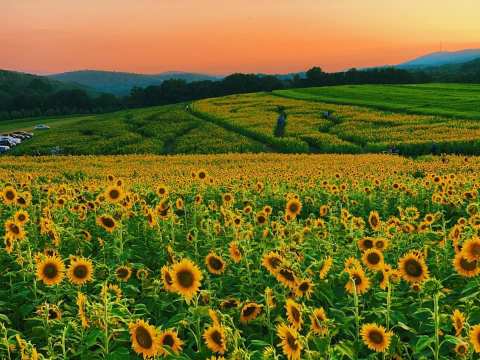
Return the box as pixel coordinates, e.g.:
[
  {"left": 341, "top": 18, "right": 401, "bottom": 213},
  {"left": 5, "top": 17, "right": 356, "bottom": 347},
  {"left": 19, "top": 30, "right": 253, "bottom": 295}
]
[{"left": 2, "top": 83, "right": 480, "bottom": 156}]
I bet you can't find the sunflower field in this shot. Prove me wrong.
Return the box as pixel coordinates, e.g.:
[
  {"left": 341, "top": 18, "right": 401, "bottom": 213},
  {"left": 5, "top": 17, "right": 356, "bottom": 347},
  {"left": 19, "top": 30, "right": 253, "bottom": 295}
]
[{"left": 2, "top": 153, "right": 480, "bottom": 359}]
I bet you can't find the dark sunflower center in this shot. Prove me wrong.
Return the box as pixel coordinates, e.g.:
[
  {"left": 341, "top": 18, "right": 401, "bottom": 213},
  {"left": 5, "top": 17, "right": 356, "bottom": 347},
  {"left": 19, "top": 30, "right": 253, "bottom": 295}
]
[
  {"left": 405, "top": 259, "right": 423, "bottom": 277},
  {"left": 375, "top": 241, "right": 385, "bottom": 249},
  {"left": 367, "top": 252, "right": 380, "bottom": 265},
  {"left": 258, "top": 215, "right": 266, "bottom": 224},
  {"left": 364, "top": 239, "right": 373, "bottom": 248},
  {"left": 299, "top": 282, "right": 309, "bottom": 292},
  {"left": 353, "top": 274, "right": 362, "bottom": 286},
  {"left": 209, "top": 257, "right": 224, "bottom": 271},
  {"left": 291, "top": 307, "right": 300, "bottom": 322},
  {"left": 199, "top": 172, "right": 206, "bottom": 179},
  {"left": 43, "top": 263, "right": 58, "bottom": 279},
  {"left": 102, "top": 217, "right": 115, "bottom": 228},
  {"left": 458, "top": 344, "right": 466, "bottom": 354},
  {"left": 162, "top": 334, "right": 174, "bottom": 347},
  {"left": 177, "top": 270, "right": 194, "bottom": 288},
  {"left": 48, "top": 309, "right": 59, "bottom": 319},
  {"left": 369, "top": 330, "right": 384, "bottom": 344},
  {"left": 289, "top": 203, "right": 298, "bottom": 213},
  {"left": 9, "top": 224, "right": 20, "bottom": 234},
  {"left": 109, "top": 189, "right": 120, "bottom": 199},
  {"left": 243, "top": 305, "right": 257, "bottom": 317},
  {"left": 460, "top": 257, "right": 477, "bottom": 271},
  {"left": 286, "top": 332, "right": 298, "bottom": 350},
  {"left": 135, "top": 327, "right": 153, "bottom": 349},
  {"left": 17, "top": 197, "right": 26, "bottom": 205},
  {"left": 211, "top": 330, "right": 223, "bottom": 346},
  {"left": 117, "top": 268, "right": 129, "bottom": 278},
  {"left": 73, "top": 265, "right": 88, "bottom": 279},
  {"left": 5, "top": 190, "right": 15, "bottom": 200},
  {"left": 371, "top": 217, "right": 378, "bottom": 226},
  {"left": 18, "top": 214, "right": 26, "bottom": 221},
  {"left": 279, "top": 269, "right": 295, "bottom": 281},
  {"left": 269, "top": 257, "right": 281, "bottom": 269}
]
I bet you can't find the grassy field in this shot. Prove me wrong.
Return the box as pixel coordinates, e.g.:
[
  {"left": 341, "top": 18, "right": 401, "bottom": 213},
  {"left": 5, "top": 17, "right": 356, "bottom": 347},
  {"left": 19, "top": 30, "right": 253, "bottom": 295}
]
[
  {"left": 2, "top": 83, "right": 480, "bottom": 156},
  {"left": 6, "top": 104, "right": 266, "bottom": 155},
  {"left": 275, "top": 83, "right": 480, "bottom": 120},
  {"left": 2, "top": 153, "right": 480, "bottom": 359}
]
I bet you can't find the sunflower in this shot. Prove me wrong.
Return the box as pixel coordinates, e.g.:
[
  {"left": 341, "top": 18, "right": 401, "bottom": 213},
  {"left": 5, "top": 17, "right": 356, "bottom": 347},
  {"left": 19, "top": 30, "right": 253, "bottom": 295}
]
[
  {"left": 295, "top": 279, "right": 314, "bottom": 299},
  {"left": 362, "top": 249, "right": 384, "bottom": 270},
  {"left": 310, "top": 307, "right": 328, "bottom": 336},
  {"left": 228, "top": 242, "right": 242, "bottom": 263},
  {"left": 262, "top": 252, "right": 284, "bottom": 275},
  {"left": 14, "top": 210, "right": 30, "bottom": 225},
  {"left": 220, "top": 298, "right": 240, "bottom": 310},
  {"left": 344, "top": 257, "right": 362, "bottom": 272},
  {"left": 129, "top": 320, "right": 161, "bottom": 359},
  {"left": 203, "top": 325, "right": 227, "bottom": 354},
  {"left": 2, "top": 186, "right": 17, "bottom": 205},
  {"left": 319, "top": 205, "right": 329, "bottom": 217},
  {"left": 285, "top": 299, "right": 303, "bottom": 330},
  {"left": 76, "top": 292, "right": 89, "bottom": 328},
  {"left": 275, "top": 267, "right": 298, "bottom": 289},
  {"left": 36, "top": 255, "right": 65, "bottom": 286},
  {"left": 104, "top": 185, "right": 124, "bottom": 203},
  {"left": 197, "top": 169, "right": 208, "bottom": 181},
  {"left": 373, "top": 237, "right": 389, "bottom": 251},
  {"left": 101, "top": 283, "right": 122, "bottom": 301},
  {"left": 171, "top": 259, "right": 203, "bottom": 301},
  {"left": 256, "top": 211, "right": 268, "bottom": 226},
  {"left": 378, "top": 265, "right": 392, "bottom": 290},
  {"left": 67, "top": 257, "right": 94, "bottom": 285},
  {"left": 205, "top": 253, "right": 226, "bottom": 275},
  {"left": 158, "top": 329, "right": 183, "bottom": 356},
  {"left": 37, "top": 304, "right": 62, "bottom": 321},
  {"left": 360, "top": 323, "right": 392, "bottom": 352},
  {"left": 208, "top": 308, "right": 221, "bottom": 326},
  {"left": 265, "top": 287, "right": 276, "bottom": 308},
  {"left": 470, "top": 324, "right": 480, "bottom": 353},
  {"left": 4, "top": 220, "right": 26, "bottom": 241},
  {"left": 285, "top": 198, "right": 302, "bottom": 218},
  {"left": 398, "top": 252, "right": 429, "bottom": 283},
  {"left": 452, "top": 309, "right": 466, "bottom": 336},
  {"left": 161, "top": 266, "right": 175, "bottom": 292},
  {"left": 115, "top": 266, "right": 132, "bottom": 281},
  {"left": 455, "top": 341, "right": 468, "bottom": 356},
  {"left": 345, "top": 267, "right": 370, "bottom": 295},
  {"left": 277, "top": 323, "right": 302, "bottom": 360},
  {"left": 358, "top": 237, "right": 375, "bottom": 251},
  {"left": 156, "top": 184, "right": 169, "bottom": 197},
  {"left": 453, "top": 252, "right": 480, "bottom": 278},
  {"left": 319, "top": 257, "right": 333, "bottom": 280},
  {"left": 240, "top": 302, "right": 262, "bottom": 324},
  {"left": 222, "top": 192, "right": 234, "bottom": 205},
  {"left": 462, "top": 237, "right": 480, "bottom": 262},
  {"left": 96, "top": 215, "right": 117, "bottom": 233},
  {"left": 368, "top": 211, "right": 381, "bottom": 231}
]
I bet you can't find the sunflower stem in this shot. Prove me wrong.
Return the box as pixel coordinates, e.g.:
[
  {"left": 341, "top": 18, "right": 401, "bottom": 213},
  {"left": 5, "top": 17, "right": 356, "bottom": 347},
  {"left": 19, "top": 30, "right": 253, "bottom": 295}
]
[{"left": 433, "top": 292, "right": 440, "bottom": 360}]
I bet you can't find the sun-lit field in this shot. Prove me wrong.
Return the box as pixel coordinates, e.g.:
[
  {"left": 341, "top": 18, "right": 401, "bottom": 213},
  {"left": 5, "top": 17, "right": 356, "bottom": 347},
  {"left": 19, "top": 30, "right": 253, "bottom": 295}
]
[
  {"left": 2, "top": 153, "right": 480, "bottom": 359},
  {"left": 5, "top": 84, "right": 480, "bottom": 157}
]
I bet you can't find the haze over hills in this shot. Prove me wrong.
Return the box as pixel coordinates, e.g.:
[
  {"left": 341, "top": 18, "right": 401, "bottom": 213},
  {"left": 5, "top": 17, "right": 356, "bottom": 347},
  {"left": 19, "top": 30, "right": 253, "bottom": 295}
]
[
  {"left": 397, "top": 48, "right": 480, "bottom": 68},
  {"left": 48, "top": 70, "right": 220, "bottom": 95}
]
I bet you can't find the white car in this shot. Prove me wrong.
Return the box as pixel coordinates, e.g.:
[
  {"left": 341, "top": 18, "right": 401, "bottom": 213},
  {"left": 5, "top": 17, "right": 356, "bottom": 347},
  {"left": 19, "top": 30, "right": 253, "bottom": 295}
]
[
  {"left": 34, "top": 124, "right": 50, "bottom": 130},
  {"left": 0, "top": 145, "right": 10, "bottom": 153}
]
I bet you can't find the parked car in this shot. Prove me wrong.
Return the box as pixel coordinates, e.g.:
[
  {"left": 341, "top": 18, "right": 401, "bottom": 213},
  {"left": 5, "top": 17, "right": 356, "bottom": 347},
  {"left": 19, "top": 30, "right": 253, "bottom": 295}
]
[
  {"left": 34, "top": 124, "right": 50, "bottom": 130},
  {"left": 0, "top": 145, "right": 10, "bottom": 153},
  {"left": 0, "top": 136, "right": 20, "bottom": 145},
  {"left": 0, "top": 139, "right": 15, "bottom": 147}
]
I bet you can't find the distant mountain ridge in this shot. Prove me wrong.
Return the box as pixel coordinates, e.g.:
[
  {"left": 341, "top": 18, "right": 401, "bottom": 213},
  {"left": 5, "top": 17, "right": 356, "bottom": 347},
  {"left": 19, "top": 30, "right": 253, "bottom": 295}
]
[
  {"left": 48, "top": 70, "right": 221, "bottom": 95},
  {"left": 397, "top": 49, "right": 480, "bottom": 68}
]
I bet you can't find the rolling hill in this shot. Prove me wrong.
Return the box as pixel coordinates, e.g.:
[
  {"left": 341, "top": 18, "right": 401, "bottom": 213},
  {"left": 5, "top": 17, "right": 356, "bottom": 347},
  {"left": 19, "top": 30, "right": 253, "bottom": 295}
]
[
  {"left": 397, "top": 48, "right": 480, "bottom": 68},
  {"left": 48, "top": 70, "right": 221, "bottom": 95}
]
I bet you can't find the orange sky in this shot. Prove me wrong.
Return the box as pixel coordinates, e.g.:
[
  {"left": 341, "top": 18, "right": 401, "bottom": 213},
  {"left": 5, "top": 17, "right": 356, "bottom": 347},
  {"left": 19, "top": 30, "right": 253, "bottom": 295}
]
[{"left": 2, "top": 0, "right": 480, "bottom": 75}]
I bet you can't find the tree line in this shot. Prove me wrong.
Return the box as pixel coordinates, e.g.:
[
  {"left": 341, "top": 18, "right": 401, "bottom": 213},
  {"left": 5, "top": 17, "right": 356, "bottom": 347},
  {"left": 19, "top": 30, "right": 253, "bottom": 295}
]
[{"left": 0, "top": 65, "right": 467, "bottom": 121}]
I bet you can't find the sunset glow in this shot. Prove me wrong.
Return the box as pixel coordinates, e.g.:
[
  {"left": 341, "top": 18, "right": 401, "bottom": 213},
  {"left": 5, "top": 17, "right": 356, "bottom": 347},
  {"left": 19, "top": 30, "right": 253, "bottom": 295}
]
[{"left": 2, "top": 0, "right": 480, "bottom": 75}]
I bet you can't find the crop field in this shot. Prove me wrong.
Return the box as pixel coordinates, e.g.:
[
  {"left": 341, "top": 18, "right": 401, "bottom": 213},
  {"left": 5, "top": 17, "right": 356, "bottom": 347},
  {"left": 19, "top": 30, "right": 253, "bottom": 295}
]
[
  {"left": 3, "top": 153, "right": 480, "bottom": 359},
  {"left": 195, "top": 88, "right": 480, "bottom": 156},
  {"left": 275, "top": 84, "right": 480, "bottom": 120},
  {"left": 6, "top": 104, "right": 265, "bottom": 156},
  {"left": 2, "top": 83, "right": 480, "bottom": 157}
]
